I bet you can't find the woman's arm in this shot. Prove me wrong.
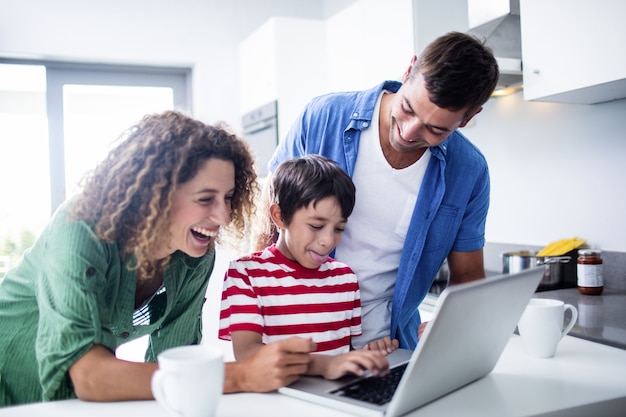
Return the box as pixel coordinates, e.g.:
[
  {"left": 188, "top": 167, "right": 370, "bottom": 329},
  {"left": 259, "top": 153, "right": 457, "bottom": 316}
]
[
  {"left": 70, "top": 337, "right": 318, "bottom": 400},
  {"left": 69, "top": 344, "right": 157, "bottom": 401}
]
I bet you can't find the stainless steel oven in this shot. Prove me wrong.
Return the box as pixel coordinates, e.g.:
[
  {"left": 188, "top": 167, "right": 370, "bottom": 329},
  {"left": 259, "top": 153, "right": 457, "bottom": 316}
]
[{"left": 241, "top": 100, "right": 278, "bottom": 177}]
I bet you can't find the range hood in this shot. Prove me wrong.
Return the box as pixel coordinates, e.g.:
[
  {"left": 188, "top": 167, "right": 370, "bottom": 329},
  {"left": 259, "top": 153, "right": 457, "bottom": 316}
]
[{"left": 468, "top": 0, "right": 522, "bottom": 91}]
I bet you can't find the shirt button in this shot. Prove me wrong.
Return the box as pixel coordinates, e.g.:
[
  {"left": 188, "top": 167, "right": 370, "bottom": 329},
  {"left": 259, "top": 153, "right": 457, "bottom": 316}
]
[
  {"left": 362, "top": 122, "right": 369, "bottom": 128},
  {"left": 352, "top": 112, "right": 359, "bottom": 117},
  {"left": 120, "top": 332, "right": 130, "bottom": 339},
  {"left": 85, "top": 266, "right": 96, "bottom": 277}
]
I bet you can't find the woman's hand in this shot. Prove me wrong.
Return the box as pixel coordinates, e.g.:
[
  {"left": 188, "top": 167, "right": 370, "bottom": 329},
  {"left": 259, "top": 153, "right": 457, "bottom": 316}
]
[
  {"left": 362, "top": 336, "right": 399, "bottom": 355},
  {"left": 308, "top": 350, "right": 390, "bottom": 380},
  {"left": 224, "top": 336, "right": 316, "bottom": 393}
]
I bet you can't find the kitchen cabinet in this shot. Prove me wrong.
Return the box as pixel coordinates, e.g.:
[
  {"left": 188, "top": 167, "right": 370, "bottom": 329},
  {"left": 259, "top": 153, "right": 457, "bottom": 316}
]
[
  {"left": 519, "top": 0, "right": 626, "bottom": 104},
  {"left": 239, "top": 17, "right": 328, "bottom": 141}
]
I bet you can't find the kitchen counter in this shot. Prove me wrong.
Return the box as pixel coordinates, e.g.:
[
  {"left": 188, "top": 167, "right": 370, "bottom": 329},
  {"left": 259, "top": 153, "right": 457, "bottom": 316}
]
[
  {"left": 2, "top": 335, "right": 626, "bottom": 417},
  {"left": 426, "top": 277, "right": 626, "bottom": 351},
  {"left": 532, "top": 288, "right": 626, "bottom": 350}
]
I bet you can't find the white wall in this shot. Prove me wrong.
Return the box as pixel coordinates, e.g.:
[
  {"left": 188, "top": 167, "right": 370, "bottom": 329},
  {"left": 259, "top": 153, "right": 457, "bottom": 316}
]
[
  {"left": 325, "top": 0, "right": 414, "bottom": 91},
  {"left": 466, "top": 92, "right": 626, "bottom": 252}
]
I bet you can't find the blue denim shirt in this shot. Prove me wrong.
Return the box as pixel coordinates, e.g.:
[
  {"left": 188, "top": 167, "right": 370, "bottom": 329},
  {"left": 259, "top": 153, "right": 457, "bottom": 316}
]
[{"left": 269, "top": 81, "right": 490, "bottom": 349}]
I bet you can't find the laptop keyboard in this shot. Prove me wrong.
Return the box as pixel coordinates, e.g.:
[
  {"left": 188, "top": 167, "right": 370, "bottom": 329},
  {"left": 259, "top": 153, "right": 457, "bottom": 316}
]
[{"left": 330, "top": 363, "right": 408, "bottom": 406}]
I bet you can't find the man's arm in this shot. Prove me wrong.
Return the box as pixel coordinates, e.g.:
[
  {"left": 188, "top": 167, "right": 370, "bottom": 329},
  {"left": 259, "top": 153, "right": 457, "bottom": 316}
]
[
  {"left": 446, "top": 248, "right": 486, "bottom": 286},
  {"left": 413, "top": 250, "right": 485, "bottom": 343}
]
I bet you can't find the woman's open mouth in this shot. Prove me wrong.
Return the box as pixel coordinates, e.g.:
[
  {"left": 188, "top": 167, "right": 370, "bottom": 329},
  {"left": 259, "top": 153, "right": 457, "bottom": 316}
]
[{"left": 191, "top": 226, "right": 218, "bottom": 243}]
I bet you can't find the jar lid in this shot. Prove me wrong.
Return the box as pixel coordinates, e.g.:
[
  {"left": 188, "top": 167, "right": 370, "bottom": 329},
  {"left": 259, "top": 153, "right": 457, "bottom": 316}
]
[{"left": 578, "top": 249, "right": 602, "bottom": 256}]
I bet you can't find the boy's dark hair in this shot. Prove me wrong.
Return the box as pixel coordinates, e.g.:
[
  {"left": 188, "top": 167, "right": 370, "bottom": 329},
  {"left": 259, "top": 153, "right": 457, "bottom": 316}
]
[
  {"left": 270, "top": 154, "right": 356, "bottom": 225},
  {"left": 409, "top": 31, "right": 500, "bottom": 120}
]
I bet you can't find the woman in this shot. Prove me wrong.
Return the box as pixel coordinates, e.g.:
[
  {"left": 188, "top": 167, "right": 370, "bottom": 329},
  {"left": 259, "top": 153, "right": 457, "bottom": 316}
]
[{"left": 0, "top": 111, "right": 315, "bottom": 406}]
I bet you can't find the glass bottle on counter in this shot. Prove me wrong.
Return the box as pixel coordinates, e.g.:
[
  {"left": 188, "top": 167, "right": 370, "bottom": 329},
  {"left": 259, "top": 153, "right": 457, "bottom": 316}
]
[{"left": 577, "top": 249, "right": 604, "bottom": 295}]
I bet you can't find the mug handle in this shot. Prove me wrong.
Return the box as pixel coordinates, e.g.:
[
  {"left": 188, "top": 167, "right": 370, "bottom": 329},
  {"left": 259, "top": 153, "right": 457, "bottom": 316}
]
[
  {"left": 152, "top": 369, "right": 183, "bottom": 417},
  {"left": 561, "top": 304, "right": 578, "bottom": 339}
]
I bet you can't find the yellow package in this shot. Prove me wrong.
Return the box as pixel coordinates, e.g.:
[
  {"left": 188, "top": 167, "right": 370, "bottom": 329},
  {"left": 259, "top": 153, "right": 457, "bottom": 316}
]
[{"left": 536, "top": 237, "right": 586, "bottom": 257}]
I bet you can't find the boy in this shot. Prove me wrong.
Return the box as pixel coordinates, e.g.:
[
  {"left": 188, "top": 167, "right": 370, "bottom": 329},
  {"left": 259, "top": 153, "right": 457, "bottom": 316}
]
[{"left": 219, "top": 154, "right": 390, "bottom": 380}]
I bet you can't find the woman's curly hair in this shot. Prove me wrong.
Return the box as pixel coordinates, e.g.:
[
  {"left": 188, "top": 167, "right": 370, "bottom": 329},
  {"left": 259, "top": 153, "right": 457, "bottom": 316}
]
[{"left": 70, "top": 110, "right": 258, "bottom": 280}]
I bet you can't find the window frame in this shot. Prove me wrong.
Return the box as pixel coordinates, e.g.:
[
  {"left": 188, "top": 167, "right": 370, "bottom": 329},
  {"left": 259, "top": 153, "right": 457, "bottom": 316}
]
[{"left": 0, "top": 58, "right": 192, "bottom": 214}]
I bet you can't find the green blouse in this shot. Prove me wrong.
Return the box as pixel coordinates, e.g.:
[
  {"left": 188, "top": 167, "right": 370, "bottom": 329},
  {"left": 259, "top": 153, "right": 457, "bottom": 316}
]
[{"left": 0, "top": 203, "right": 215, "bottom": 406}]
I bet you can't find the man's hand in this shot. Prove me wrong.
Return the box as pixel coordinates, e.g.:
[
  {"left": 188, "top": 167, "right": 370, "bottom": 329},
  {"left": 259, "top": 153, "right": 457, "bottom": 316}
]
[
  {"left": 417, "top": 322, "right": 428, "bottom": 340},
  {"left": 361, "top": 336, "right": 399, "bottom": 355},
  {"left": 225, "top": 336, "right": 316, "bottom": 393}
]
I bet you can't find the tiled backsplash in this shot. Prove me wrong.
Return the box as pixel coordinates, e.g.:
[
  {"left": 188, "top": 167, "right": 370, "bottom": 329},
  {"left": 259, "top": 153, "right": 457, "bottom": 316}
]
[{"left": 484, "top": 242, "right": 626, "bottom": 292}]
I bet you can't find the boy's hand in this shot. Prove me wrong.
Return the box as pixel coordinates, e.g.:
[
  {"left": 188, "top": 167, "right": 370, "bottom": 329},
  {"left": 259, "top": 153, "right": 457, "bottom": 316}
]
[
  {"left": 321, "top": 350, "right": 390, "bottom": 380},
  {"left": 362, "top": 336, "right": 400, "bottom": 355}
]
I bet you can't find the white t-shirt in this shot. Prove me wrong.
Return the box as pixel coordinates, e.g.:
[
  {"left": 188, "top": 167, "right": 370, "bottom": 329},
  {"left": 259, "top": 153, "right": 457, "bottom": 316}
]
[{"left": 334, "top": 91, "right": 431, "bottom": 348}]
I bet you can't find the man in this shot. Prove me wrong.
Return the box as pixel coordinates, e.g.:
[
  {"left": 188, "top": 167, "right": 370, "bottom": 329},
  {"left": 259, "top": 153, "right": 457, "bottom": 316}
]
[{"left": 254, "top": 32, "right": 499, "bottom": 350}]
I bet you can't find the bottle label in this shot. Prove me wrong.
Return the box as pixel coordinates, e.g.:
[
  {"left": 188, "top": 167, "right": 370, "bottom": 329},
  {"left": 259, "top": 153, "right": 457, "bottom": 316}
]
[{"left": 577, "top": 264, "right": 604, "bottom": 287}]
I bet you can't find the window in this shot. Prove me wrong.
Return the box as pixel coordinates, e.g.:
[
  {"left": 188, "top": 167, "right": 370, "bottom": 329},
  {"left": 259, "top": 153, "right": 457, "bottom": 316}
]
[{"left": 0, "top": 60, "right": 190, "bottom": 273}]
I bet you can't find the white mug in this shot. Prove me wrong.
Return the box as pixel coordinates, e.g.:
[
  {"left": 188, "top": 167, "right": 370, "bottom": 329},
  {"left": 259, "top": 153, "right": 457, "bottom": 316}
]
[
  {"left": 518, "top": 298, "right": 578, "bottom": 358},
  {"left": 152, "top": 345, "right": 224, "bottom": 417}
]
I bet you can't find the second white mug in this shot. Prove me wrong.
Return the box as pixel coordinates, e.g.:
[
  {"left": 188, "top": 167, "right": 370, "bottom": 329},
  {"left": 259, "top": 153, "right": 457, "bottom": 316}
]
[
  {"left": 517, "top": 298, "right": 578, "bottom": 358},
  {"left": 152, "top": 345, "right": 224, "bottom": 417}
]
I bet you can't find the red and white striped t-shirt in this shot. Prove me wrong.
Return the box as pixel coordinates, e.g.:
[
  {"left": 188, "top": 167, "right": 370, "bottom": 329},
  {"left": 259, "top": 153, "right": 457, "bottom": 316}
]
[{"left": 219, "top": 244, "right": 361, "bottom": 355}]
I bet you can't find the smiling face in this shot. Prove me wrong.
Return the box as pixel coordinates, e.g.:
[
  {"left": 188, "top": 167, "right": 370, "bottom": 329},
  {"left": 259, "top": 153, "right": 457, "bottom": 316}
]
[
  {"left": 386, "top": 73, "right": 478, "bottom": 154},
  {"left": 273, "top": 196, "right": 347, "bottom": 270},
  {"left": 159, "top": 158, "right": 235, "bottom": 259}
]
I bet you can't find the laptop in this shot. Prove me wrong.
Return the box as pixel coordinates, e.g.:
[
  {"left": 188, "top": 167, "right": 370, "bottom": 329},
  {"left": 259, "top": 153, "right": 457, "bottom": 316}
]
[{"left": 278, "top": 267, "right": 544, "bottom": 417}]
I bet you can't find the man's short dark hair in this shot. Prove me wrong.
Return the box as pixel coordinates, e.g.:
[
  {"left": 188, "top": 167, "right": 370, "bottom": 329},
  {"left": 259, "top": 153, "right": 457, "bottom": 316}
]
[{"left": 409, "top": 31, "right": 500, "bottom": 119}]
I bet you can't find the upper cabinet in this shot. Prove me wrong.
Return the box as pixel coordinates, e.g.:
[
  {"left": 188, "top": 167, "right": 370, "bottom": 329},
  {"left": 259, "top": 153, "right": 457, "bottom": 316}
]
[
  {"left": 519, "top": 0, "right": 626, "bottom": 104},
  {"left": 239, "top": 17, "right": 328, "bottom": 141}
]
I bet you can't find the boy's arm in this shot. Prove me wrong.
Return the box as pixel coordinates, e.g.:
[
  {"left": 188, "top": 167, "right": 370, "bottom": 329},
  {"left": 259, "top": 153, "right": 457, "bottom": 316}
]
[
  {"left": 230, "top": 330, "right": 265, "bottom": 361},
  {"left": 232, "top": 332, "right": 390, "bottom": 381}
]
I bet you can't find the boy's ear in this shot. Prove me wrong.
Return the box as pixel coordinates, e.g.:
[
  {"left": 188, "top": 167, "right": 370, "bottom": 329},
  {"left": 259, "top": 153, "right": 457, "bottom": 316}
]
[{"left": 269, "top": 203, "right": 286, "bottom": 229}]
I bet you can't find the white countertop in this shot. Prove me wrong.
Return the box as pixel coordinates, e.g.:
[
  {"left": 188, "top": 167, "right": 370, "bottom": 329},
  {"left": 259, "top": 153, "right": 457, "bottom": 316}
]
[{"left": 2, "top": 334, "right": 625, "bottom": 417}]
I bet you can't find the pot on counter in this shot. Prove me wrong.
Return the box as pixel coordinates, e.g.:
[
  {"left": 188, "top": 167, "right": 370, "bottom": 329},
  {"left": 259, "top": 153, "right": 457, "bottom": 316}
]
[{"left": 501, "top": 250, "right": 575, "bottom": 291}]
